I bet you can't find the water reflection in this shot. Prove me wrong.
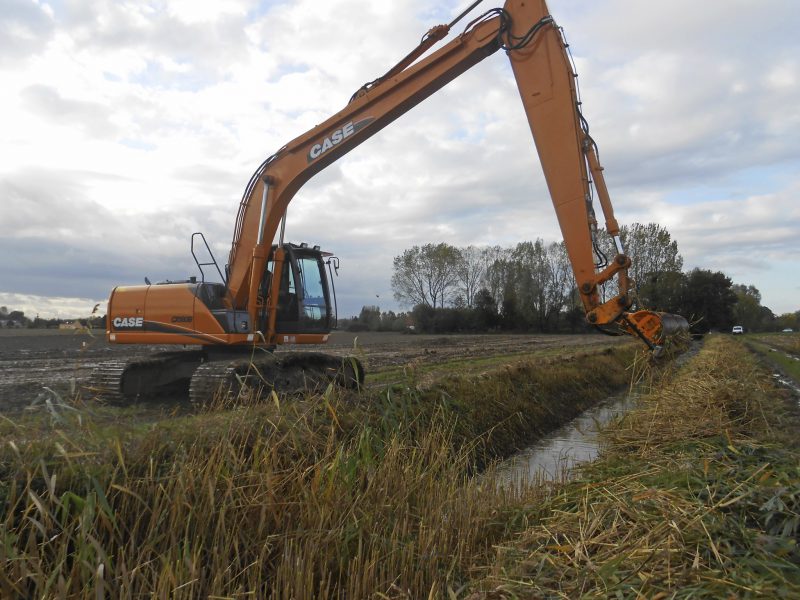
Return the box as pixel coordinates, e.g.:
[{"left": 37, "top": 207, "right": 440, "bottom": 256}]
[
  {"left": 495, "top": 342, "right": 705, "bottom": 489},
  {"left": 496, "top": 392, "right": 637, "bottom": 489}
]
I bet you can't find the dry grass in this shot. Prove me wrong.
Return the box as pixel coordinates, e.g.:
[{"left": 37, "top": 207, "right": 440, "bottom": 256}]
[
  {"left": 0, "top": 344, "right": 640, "bottom": 598},
  {"left": 471, "top": 336, "right": 800, "bottom": 598},
  {"left": 1, "top": 399, "right": 523, "bottom": 597}
]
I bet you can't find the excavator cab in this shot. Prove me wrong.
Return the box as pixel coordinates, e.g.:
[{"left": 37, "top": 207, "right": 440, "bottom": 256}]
[{"left": 268, "top": 243, "right": 335, "bottom": 335}]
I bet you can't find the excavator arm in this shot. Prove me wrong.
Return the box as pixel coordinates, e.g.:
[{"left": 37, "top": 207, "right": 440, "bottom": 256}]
[
  {"left": 225, "top": 0, "right": 682, "bottom": 350},
  {"left": 98, "top": 0, "right": 687, "bottom": 403}
]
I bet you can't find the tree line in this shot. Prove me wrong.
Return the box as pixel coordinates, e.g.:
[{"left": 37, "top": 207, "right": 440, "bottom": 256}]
[
  {"left": 0, "top": 306, "right": 106, "bottom": 329},
  {"left": 366, "top": 223, "right": 797, "bottom": 334}
]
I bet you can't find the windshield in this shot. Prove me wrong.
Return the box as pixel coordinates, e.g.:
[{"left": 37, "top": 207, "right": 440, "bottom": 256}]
[{"left": 296, "top": 255, "right": 328, "bottom": 327}]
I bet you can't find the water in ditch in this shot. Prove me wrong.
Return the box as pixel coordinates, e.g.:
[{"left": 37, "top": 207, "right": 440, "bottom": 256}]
[
  {"left": 495, "top": 390, "right": 638, "bottom": 489},
  {"left": 495, "top": 341, "right": 702, "bottom": 489}
]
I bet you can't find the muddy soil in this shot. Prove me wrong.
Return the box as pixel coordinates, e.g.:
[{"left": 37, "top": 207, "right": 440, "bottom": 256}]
[{"left": 0, "top": 329, "right": 628, "bottom": 413}]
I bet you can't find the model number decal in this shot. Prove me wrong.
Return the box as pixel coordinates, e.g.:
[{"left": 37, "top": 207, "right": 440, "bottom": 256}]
[
  {"left": 307, "top": 117, "right": 374, "bottom": 162},
  {"left": 113, "top": 316, "right": 143, "bottom": 329}
]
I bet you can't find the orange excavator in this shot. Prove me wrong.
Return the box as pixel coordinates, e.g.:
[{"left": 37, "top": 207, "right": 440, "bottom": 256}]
[{"left": 94, "top": 0, "right": 688, "bottom": 403}]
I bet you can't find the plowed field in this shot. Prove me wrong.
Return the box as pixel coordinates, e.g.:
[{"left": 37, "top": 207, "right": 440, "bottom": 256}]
[{"left": 0, "top": 329, "right": 629, "bottom": 413}]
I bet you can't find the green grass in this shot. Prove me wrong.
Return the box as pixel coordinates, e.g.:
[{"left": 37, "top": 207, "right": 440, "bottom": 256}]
[
  {"left": 365, "top": 342, "right": 630, "bottom": 387},
  {"left": 749, "top": 331, "right": 800, "bottom": 355},
  {"left": 745, "top": 338, "right": 800, "bottom": 383}
]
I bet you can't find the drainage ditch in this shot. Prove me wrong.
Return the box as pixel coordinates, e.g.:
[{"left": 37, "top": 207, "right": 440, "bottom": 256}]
[
  {"left": 495, "top": 390, "right": 637, "bottom": 489},
  {"left": 496, "top": 341, "right": 702, "bottom": 488}
]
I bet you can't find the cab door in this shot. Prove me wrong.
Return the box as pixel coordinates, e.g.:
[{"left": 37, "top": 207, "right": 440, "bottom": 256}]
[{"left": 274, "top": 246, "right": 332, "bottom": 334}]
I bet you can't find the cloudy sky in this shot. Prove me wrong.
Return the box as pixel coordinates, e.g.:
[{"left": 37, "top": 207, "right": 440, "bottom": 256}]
[{"left": 1, "top": 0, "right": 798, "bottom": 320}]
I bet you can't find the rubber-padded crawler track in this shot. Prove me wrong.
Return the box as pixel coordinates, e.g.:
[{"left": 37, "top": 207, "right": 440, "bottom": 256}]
[
  {"left": 87, "top": 359, "right": 128, "bottom": 403},
  {"left": 188, "top": 352, "right": 365, "bottom": 405}
]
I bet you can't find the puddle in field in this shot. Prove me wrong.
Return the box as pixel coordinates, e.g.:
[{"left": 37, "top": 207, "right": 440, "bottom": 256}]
[
  {"left": 772, "top": 373, "right": 800, "bottom": 398},
  {"left": 762, "top": 346, "right": 800, "bottom": 402},
  {"left": 495, "top": 391, "right": 637, "bottom": 489}
]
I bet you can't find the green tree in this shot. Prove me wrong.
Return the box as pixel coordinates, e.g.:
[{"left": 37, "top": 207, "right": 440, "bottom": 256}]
[
  {"left": 500, "top": 240, "right": 573, "bottom": 331},
  {"left": 500, "top": 297, "right": 520, "bottom": 330},
  {"left": 472, "top": 288, "right": 499, "bottom": 330},
  {"left": 483, "top": 246, "right": 513, "bottom": 308},
  {"left": 621, "top": 222, "right": 683, "bottom": 286},
  {"left": 680, "top": 269, "right": 737, "bottom": 333},
  {"left": 411, "top": 304, "right": 436, "bottom": 332},
  {"left": 617, "top": 223, "right": 683, "bottom": 308},
  {"left": 357, "top": 305, "right": 381, "bottom": 331},
  {"left": 776, "top": 311, "right": 799, "bottom": 331},
  {"left": 731, "top": 284, "right": 773, "bottom": 332},
  {"left": 509, "top": 240, "right": 547, "bottom": 329},
  {"left": 638, "top": 270, "right": 687, "bottom": 313},
  {"left": 545, "top": 241, "right": 575, "bottom": 329}
]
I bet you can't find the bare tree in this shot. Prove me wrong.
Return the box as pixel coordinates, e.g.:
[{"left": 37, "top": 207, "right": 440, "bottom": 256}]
[
  {"left": 456, "top": 245, "right": 486, "bottom": 308},
  {"left": 481, "top": 245, "right": 511, "bottom": 306},
  {"left": 391, "top": 243, "right": 461, "bottom": 308},
  {"left": 390, "top": 223, "right": 684, "bottom": 331},
  {"left": 483, "top": 240, "right": 575, "bottom": 331},
  {"left": 593, "top": 222, "right": 683, "bottom": 305},
  {"left": 545, "top": 241, "right": 575, "bottom": 323},
  {"left": 621, "top": 222, "right": 683, "bottom": 290}
]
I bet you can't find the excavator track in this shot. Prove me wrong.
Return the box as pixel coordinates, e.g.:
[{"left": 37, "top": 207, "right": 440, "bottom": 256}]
[
  {"left": 189, "top": 352, "right": 365, "bottom": 405},
  {"left": 88, "top": 351, "right": 205, "bottom": 403},
  {"left": 87, "top": 359, "right": 128, "bottom": 403},
  {"left": 188, "top": 360, "right": 244, "bottom": 405},
  {"left": 89, "top": 350, "right": 364, "bottom": 405}
]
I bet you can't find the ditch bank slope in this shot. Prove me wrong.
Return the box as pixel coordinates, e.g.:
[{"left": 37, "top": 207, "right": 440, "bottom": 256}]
[{"left": 470, "top": 336, "right": 800, "bottom": 598}]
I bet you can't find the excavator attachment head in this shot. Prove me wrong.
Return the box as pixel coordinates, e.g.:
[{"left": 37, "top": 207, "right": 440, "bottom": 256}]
[{"left": 621, "top": 310, "right": 690, "bottom": 357}]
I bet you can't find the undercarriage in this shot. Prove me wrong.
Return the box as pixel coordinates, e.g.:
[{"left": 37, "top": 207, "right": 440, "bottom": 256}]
[{"left": 88, "top": 349, "right": 364, "bottom": 405}]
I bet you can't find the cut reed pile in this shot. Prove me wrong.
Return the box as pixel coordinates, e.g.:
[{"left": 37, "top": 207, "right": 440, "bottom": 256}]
[
  {"left": 0, "top": 343, "right": 636, "bottom": 598},
  {"left": 471, "top": 335, "right": 800, "bottom": 598}
]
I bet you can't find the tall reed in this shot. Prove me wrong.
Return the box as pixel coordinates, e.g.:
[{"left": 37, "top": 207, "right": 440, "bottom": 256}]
[{"left": 1, "top": 343, "right": 639, "bottom": 598}]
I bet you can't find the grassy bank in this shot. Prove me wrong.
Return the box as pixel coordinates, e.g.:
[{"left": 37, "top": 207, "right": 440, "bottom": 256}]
[
  {"left": 751, "top": 332, "right": 800, "bottom": 356},
  {"left": 470, "top": 336, "right": 800, "bottom": 598},
  {"left": 745, "top": 333, "right": 800, "bottom": 384},
  {"left": 0, "top": 343, "right": 638, "bottom": 598}
]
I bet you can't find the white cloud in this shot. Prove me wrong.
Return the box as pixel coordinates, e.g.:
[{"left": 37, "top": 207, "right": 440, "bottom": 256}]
[
  {"left": 1, "top": 0, "right": 799, "bottom": 319},
  {"left": 0, "top": 292, "right": 104, "bottom": 320}
]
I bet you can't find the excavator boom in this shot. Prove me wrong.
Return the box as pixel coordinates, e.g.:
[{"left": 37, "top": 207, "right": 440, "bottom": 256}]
[{"left": 98, "top": 0, "right": 687, "bottom": 403}]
